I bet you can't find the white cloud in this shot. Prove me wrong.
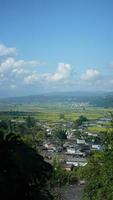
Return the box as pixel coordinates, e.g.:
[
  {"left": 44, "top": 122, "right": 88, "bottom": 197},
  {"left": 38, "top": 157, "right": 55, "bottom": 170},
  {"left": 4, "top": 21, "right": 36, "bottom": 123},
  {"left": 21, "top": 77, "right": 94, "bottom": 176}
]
[
  {"left": 0, "top": 54, "right": 43, "bottom": 92},
  {"left": 12, "top": 68, "right": 27, "bottom": 75},
  {"left": 23, "top": 63, "right": 72, "bottom": 85},
  {"left": 81, "top": 69, "right": 100, "bottom": 81},
  {"left": 47, "top": 63, "right": 72, "bottom": 81},
  {"left": 0, "top": 57, "right": 41, "bottom": 73},
  {"left": 0, "top": 44, "right": 73, "bottom": 93},
  {"left": 0, "top": 57, "right": 16, "bottom": 73},
  {"left": 0, "top": 43, "right": 17, "bottom": 56},
  {"left": 24, "top": 74, "right": 40, "bottom": 84}
]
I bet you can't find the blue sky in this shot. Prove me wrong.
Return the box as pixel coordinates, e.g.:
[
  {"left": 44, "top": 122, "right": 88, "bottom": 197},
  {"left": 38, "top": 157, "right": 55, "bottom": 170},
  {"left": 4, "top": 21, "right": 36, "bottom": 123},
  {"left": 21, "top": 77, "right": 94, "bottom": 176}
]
[{"left": 0, "top": 0, "right": 113, "bottom": 97}]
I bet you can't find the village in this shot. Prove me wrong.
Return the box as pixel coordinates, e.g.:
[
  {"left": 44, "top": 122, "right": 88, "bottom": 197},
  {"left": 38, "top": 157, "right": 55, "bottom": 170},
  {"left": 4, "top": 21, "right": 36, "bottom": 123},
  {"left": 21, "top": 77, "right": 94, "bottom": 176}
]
[
  {"left": 36, "top": 116, "right": 112, "bottom": 171},
  {"left": 0, "top": 114, "right": 111, "bottom": 172}
]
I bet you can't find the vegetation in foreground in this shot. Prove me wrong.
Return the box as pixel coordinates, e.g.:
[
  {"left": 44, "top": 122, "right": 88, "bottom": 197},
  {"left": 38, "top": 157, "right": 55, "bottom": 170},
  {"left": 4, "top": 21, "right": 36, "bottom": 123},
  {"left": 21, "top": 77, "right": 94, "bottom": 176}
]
[
  {"left": 79, "top": 127, "right": 113, "bottom": 200},
  {"left": 0, "top": 117, "right": 79, "bottom": 200},
  {"left": 0, "top": 108, "right": 113, "bottom": 200},
  {"left": 0, "top": 131, "right": 53, "bottom": 200}
]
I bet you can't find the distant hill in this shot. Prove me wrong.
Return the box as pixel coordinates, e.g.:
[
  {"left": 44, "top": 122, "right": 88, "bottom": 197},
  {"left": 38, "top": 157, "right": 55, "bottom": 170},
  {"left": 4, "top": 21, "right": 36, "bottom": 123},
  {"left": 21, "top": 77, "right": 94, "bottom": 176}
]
[{"left": 0, "top": 91, "right": 113, "bottom": 107}]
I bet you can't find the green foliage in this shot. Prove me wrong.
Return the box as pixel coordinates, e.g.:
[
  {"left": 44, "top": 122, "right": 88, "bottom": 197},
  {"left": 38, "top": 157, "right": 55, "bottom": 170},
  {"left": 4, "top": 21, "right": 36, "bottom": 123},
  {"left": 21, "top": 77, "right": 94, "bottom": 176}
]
[
  {"left": 35, "top": 130, "right": 47, "bottom": 141},
  {"left": 74, "top": 115, "right": 88, "bottom": 127},
  {"left": 81, "top": 127, "right": 113, "bottom": 200},
  {"left": 73, "top": 129, "right": 81, "bottom": 137},
  {"left": 0, "top": 120, "right": 9, "bottom": 130},
  {"left": 54, "top": 129, "right": 67, "bottom": 140},
  {"left": 51, "top": 158, "right": 78, "bottom": 187},
  {"left": 26, "top": 116, "right": 36, "bottom": 128},
  {"left": 59, "top": 113, "right": 65, "bottom": 120},
  {"left": 17, "top": 123, "right": 29, "bottom": 135},
  {"left": 22, "top": 134, "right": 35, "bottom": 147}
]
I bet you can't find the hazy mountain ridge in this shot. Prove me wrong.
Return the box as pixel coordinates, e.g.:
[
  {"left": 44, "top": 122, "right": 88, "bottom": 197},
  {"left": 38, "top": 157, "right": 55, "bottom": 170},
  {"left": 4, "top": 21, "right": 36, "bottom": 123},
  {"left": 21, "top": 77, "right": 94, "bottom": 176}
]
[{"left": 0, "top": 91, "right": 113, "bottom": 107}]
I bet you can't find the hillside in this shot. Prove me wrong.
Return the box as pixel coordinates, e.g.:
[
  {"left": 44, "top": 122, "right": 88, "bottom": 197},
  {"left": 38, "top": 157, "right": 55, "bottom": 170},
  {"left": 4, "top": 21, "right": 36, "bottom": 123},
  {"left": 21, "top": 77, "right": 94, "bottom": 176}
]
[{"left": 0, "top": 91, "right": 113, "bottom": 107}]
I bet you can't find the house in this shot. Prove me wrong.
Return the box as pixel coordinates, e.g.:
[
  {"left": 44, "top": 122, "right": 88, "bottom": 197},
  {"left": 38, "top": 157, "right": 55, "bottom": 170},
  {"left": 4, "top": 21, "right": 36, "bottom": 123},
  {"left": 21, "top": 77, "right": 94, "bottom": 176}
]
[
  {"left": 66, "top": 160, "right": 78, "bottom": 167},
  {"left": 44, "top": 142, "right": 57, "bottom": 152},
  {"left": 79, "top": 180, "right": 85, "bottom": 185},
  {"left": 79, "top": 144, "right": 91, "bottom": 155},
  {"left": 97, "top": 117, "right": 111, "bottom": 123},
  {"left": 63, "top": 141, "right": 76, "bottom": 148},
  {"left": 91, "top": 144, "right": 102, "bottom": 151},
  {"left": 66, "top": 158, "right": 87, "bottom": 167},
  {"left": 18, "top": 119, "right": 26, "bottom": 123},
  {"left": 67, "top": 133, "right": 76, "bottom": 140},
  {"left": 66, "top": 147, "right": 76, "bottom": 154},
  {"left": 66, "top": 147, "right": 86, "bottom": 157},
  {"left": 74, "top": 149, "right": 86, "bottom": 157},
  {"left": 77, "top": 139, "right": 86, "bottom": 145},
  {"left": 11, "top": 119, "right": 17, "bottom": 122},
  {"left": 46, "top": 127, "right": 53, "bottom": 135},
  {"left": 82, "top": 122, "right": 89, "bottom": 127},
  {"left": 86, "top": 132, "right": 98, "bottom": 137},
  {"left": 63, "top": 164, "right": 74, "bottom": 171}
]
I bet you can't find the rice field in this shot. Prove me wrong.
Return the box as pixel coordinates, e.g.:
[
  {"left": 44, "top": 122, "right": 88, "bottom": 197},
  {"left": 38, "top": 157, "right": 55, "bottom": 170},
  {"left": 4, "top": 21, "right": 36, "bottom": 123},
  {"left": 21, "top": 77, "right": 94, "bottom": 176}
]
[{"left": 0, "top": 102, "right": 113, "bottom": 123}]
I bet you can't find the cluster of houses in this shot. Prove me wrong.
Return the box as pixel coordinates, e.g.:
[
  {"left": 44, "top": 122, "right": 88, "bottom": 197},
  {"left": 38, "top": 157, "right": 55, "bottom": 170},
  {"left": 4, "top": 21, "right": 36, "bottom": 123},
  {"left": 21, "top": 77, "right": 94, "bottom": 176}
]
[
  {"left": 1, "top": 116, "right": 111, "bottom": 171},
  {"left": 40, "top": 119, "right": 107, "bottom": 171}
]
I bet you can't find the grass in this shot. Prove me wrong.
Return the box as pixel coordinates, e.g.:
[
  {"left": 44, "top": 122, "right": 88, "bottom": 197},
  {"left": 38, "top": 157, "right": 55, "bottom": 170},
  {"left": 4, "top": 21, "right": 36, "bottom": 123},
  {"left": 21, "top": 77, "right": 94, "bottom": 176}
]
[{"left": 87, "top": 126, "right": 108, "bottom": 133}]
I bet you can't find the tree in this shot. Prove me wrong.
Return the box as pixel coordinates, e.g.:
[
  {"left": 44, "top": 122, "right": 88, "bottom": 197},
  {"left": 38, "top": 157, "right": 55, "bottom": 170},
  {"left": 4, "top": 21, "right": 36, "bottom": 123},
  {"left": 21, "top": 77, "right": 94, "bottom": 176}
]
[
  {"left": 0, "top": 120, "right": 10, "bottom": 132},
  {"left": 59, "top": 113, "right": 65, "bottom": 120},
  {"left": 74, "top": 115, "right": 88, "bottom": 127},
  {"left": 81, "top": 126, "right": 113, "bottom": 200},
  {"left": 0, "top": 131, "right": 53, "bottom": 200},
  {"left": 54, "top": 129, "right": 67, "bottom": 141},
  {"left": 26, "top": 116, "right": 36, "bottom": 128},
  {"left": 51, "top": 158, "right": 78, "bottom": 199}
]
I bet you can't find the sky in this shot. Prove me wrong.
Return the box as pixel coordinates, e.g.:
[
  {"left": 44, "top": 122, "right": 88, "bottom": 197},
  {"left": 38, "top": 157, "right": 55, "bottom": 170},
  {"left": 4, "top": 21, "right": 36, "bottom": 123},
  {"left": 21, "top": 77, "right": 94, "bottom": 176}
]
[{"left": 0, "top": 0, "right": 113, "bottom": 97}]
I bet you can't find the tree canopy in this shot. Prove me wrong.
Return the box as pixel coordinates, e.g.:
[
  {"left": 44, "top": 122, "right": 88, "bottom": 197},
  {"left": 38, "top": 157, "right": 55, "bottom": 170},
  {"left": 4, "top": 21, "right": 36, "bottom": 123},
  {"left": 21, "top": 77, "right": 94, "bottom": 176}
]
[
  {"left": 75, "top": 115, "right": 88, "bottom": 127},
  {"left": 80, "top": 127, "right": 113, "bottom": 200}
]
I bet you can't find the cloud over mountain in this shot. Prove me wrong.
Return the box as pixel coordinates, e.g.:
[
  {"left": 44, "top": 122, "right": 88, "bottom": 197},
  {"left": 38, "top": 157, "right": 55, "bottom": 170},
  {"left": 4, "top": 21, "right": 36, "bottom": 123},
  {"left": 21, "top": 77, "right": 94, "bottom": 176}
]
[
  {"left": 81, "top": 69, "right": 100, "bottom": 81},
  {"left": 50, "top": 63, "right": 72, "bottom": 81}
]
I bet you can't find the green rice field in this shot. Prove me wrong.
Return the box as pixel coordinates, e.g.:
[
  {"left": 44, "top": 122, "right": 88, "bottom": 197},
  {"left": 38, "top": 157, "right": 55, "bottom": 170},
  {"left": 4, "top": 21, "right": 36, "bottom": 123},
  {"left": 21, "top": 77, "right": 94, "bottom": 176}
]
[{"left": 0, "top": 102, "right": 113, "bottom": 123}]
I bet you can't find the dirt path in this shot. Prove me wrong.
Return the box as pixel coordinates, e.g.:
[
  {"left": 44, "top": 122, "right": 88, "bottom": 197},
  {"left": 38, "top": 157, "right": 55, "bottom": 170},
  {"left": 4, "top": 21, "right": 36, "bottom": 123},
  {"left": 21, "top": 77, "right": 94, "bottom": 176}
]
[{"left": 61, "top": 184, "right": 84, "bottom": 200}]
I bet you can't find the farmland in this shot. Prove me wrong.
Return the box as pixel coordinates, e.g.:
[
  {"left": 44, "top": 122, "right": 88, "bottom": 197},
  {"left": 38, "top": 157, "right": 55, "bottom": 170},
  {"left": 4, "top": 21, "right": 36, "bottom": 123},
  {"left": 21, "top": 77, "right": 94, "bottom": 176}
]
[
  {"left": 0, "top": 91, "right": 113, "bottom": 134},
  {"left": 0, "top": 102, "right": 112, "bottom": 124}
]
